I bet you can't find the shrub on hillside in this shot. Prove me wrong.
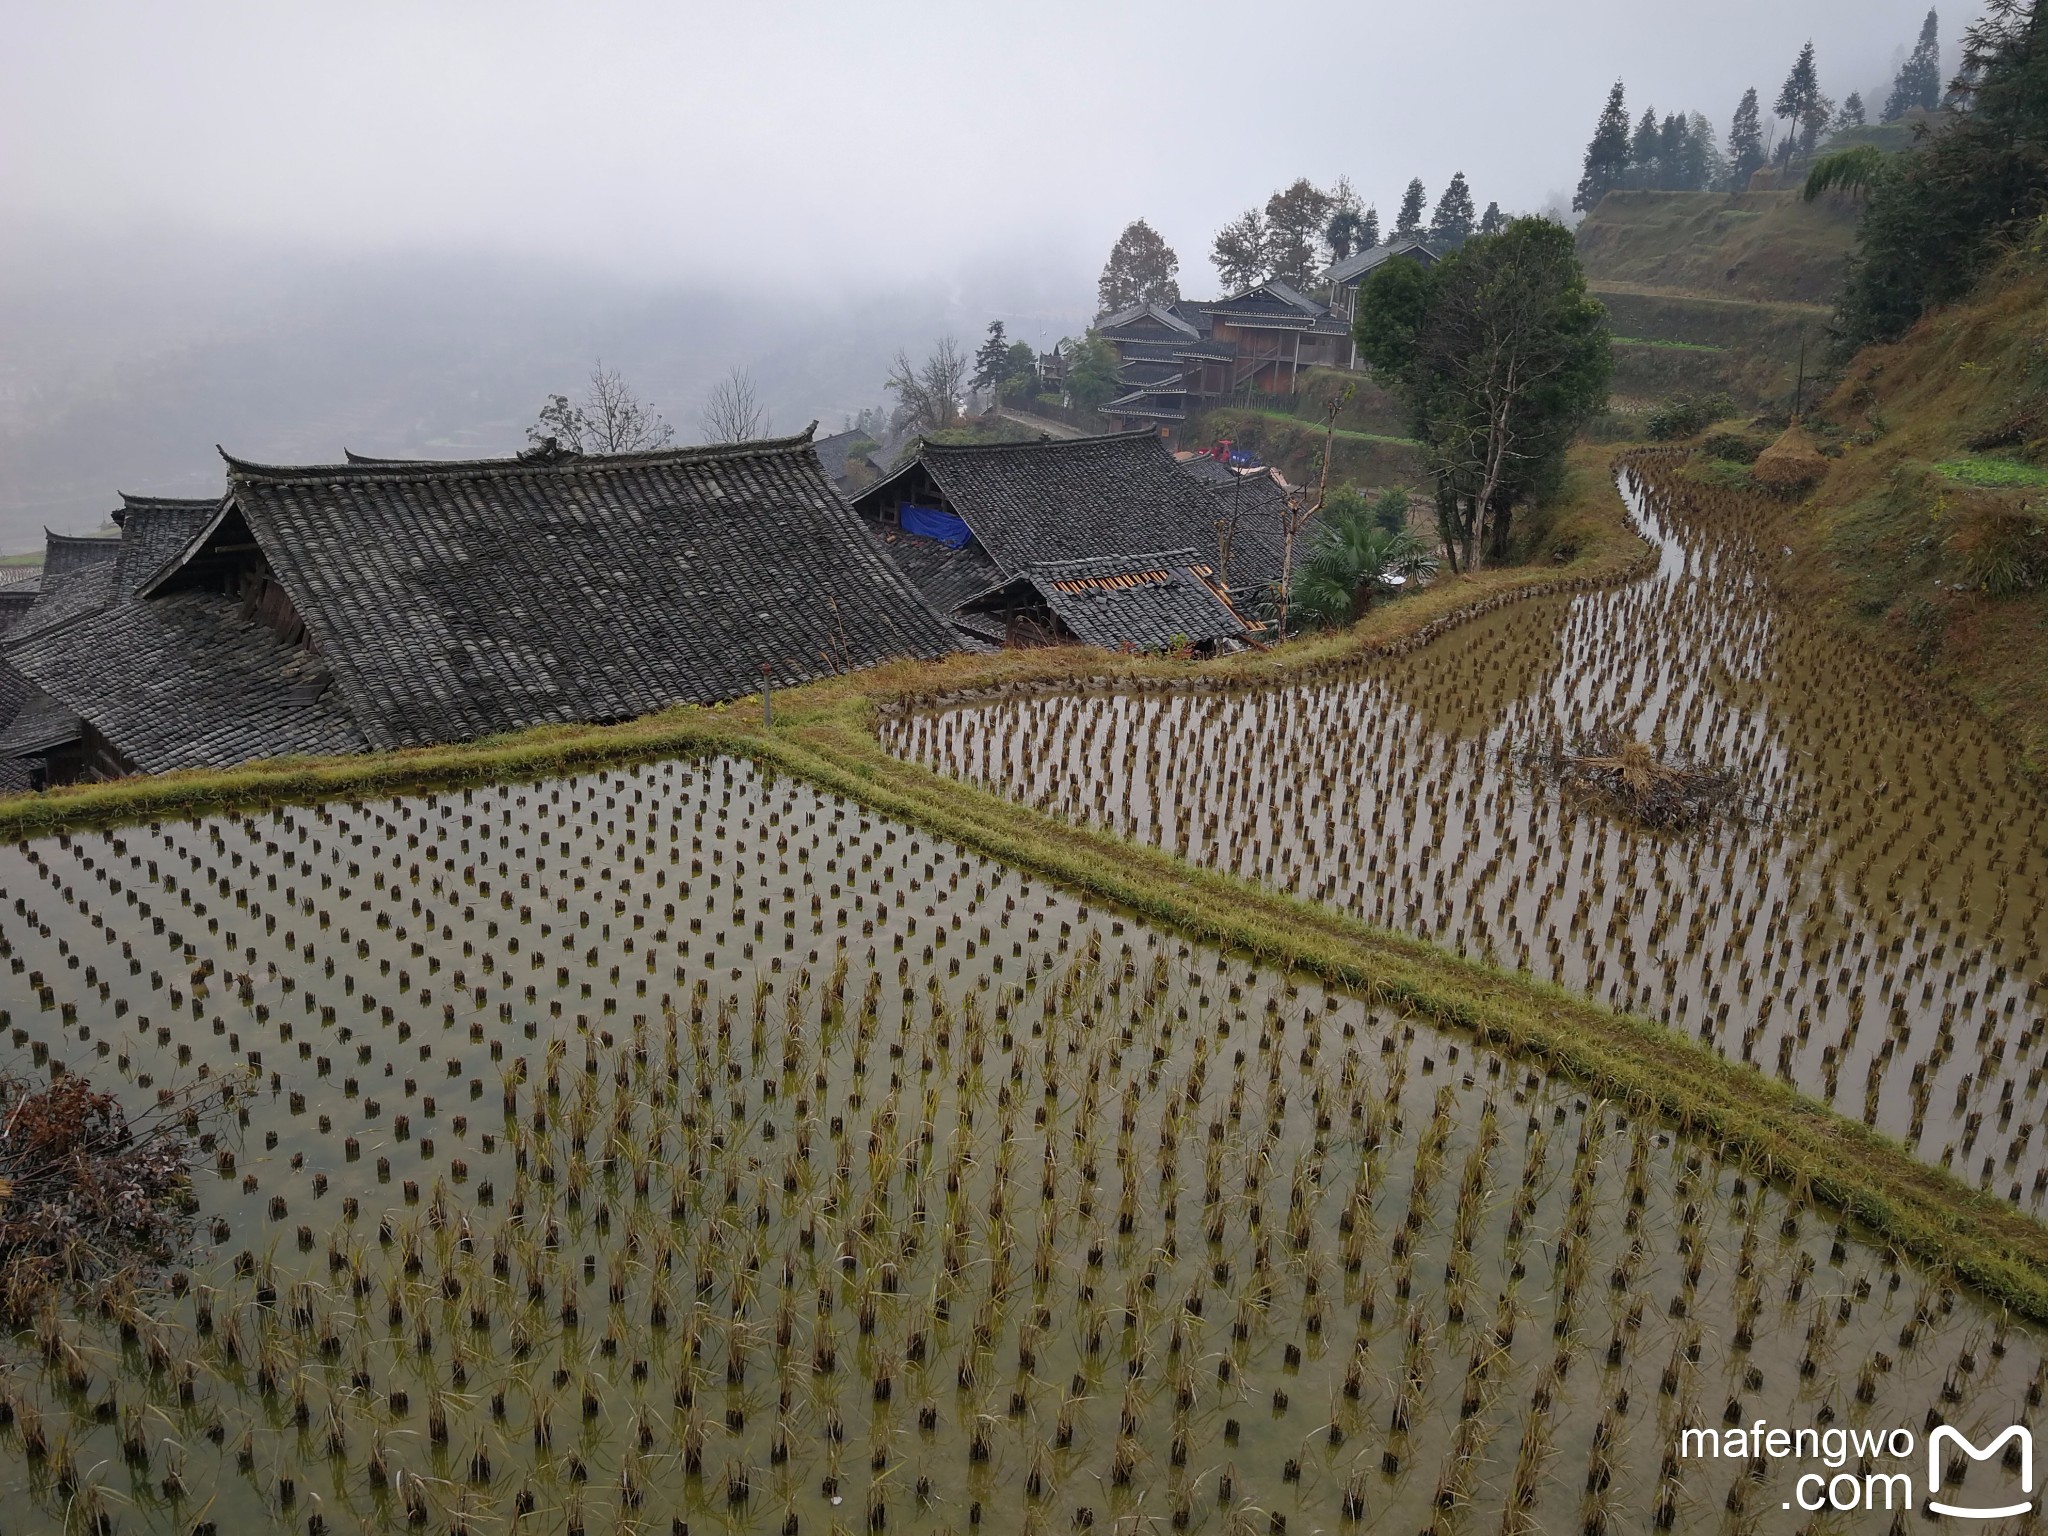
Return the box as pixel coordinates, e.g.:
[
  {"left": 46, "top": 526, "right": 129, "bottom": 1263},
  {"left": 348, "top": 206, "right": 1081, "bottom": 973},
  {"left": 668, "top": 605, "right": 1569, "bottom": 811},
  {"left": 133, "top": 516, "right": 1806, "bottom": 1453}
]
[
  {"left": 1645, "top": 392, "right": 1735, "bottom": 440},
  {"left": 1699, "top": 430, "right": 1769, "bottom": 463}
]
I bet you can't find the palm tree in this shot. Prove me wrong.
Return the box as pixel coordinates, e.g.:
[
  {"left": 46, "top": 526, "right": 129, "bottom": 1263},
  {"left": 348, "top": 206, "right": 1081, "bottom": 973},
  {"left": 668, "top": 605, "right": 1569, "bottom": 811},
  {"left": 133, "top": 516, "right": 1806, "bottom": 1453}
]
[{"left": 1291, "top": 507, "right": 1437, "bottom": 629}]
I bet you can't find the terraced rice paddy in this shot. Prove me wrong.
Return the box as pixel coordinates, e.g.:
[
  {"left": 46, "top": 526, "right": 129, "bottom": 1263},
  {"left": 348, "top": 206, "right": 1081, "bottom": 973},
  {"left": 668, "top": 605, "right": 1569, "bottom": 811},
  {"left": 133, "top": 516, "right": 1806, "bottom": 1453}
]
[
  {"left": 887, "top": 466, "right": 2048, "bottom": 1207},
  {"left": 5, "top": 756, "right": 2043, "bottom": 1532}
]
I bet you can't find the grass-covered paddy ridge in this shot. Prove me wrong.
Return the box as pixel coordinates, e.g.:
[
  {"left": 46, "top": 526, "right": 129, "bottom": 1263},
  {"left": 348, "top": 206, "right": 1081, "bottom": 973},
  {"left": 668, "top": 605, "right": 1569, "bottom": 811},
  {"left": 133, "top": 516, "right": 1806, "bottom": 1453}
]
[{"left": 5, "top": 756, "right": 2047, "bottom": 1534}]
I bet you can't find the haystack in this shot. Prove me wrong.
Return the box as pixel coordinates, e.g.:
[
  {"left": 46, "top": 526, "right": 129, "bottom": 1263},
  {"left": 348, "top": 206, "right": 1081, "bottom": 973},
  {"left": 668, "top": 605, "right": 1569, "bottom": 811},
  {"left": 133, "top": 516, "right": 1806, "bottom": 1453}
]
[{"left": 1752, "top": 425, "right": 1830, "bottom": 494}]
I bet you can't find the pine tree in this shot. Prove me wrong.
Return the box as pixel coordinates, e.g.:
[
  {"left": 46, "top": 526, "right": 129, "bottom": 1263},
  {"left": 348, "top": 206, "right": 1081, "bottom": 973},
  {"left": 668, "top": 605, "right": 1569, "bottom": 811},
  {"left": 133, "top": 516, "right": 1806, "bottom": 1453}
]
[
  {"left": 1883, "top": 9, "right": 1942, "bottom": 121},
  {"left": 1394, "top": 178, "right": 1428, "bottom": 236},
  {"left": 1686, "top": 112, "right": 1726, "bottom": 189},
  {"left": 1210, "top": 208, "right": 1271, "bottom": 291},
  {"left": 970, "top": 322, "right": 1012, "bottom": 396},
  {"left": 1838, "top": 91, "right": 1867, "bottom": 129},
  {"left": 1727, "top": 87, "right": 1766, "bottom": 189},
  {"left": 1429, "top": 172, "right": 1476, "bottom": 248},
  {"left": 1478, "top": 201, "right": 1505, "bottom": 237},
  {"left": 1628, "top": 108, "right": 1661, "bottom": 188},
  {"left": 1095, "top": 219, "right": 1181, "bottom": 316},
  {"left": 1359, "top": 206, "right": 1381, "bottom": 249},
  {"left": 1775, "top": 41, "right": 1829, "bottom": 158},
  {"left": 1573, "top": 80, "right": 1633, "bottom": 211}
]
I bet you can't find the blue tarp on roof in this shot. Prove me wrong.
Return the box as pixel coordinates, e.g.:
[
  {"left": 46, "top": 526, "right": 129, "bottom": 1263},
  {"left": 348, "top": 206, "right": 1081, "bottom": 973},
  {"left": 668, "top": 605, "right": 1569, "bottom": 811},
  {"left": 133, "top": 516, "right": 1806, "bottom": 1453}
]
[{"left": 901, "top": 504, "right": 973, "bottom": 549}]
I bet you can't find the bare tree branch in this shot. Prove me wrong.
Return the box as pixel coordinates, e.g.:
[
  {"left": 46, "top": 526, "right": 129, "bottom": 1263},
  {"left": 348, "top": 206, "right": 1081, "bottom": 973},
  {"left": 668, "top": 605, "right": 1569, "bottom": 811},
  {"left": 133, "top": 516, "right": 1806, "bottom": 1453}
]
[
  {"left": 527, "top": 360, "right": 675, "bottom": 455},
  {"left": 885, "top": 337, "right": 966, "bottom": 435},
  {"left": 701, "top": 367, "right": 770, "bottom": 443}
]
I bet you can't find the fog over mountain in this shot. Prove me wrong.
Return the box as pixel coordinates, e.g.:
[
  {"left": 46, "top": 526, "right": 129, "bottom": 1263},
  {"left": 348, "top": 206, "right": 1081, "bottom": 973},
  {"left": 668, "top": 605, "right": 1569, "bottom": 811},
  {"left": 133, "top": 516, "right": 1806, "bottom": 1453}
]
[
  {"left": 0, "top": 227, "right": 1089, "bottom": 547},
  {"left": 1, "top": 0, "right": 1965, "bottom": 549}
]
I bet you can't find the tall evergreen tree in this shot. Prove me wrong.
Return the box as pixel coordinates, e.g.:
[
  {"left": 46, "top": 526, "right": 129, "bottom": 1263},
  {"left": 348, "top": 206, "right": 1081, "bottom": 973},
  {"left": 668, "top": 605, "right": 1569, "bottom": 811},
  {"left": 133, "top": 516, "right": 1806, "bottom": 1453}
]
[
  {"left": 1835, "top": 0, "right": 2048, "bottom": 353},
  {"left": 970, "top": 322, "right": 1012, "bottom": 396},
  {"left": 1574, "top": 80, "right": 1633, "bottom": 211},
  {"left": 1883, "top": 9, "right": 1943, "bottom": 121},
  {"left": 1478, "top": 201, "right": 1505, "bottom": 237},
  {"left": 1429, "top": 172, "right": 1477, "bottom": 248},
  {"left": 1359, "top": 206, "right": 1381, "bottom": 249},
  {"left": 1727, "top": 87, "right": 1766, "bottom": 189},
  {"left": 1838, "top": 91, "right": 1867, "bottom": 129},
  {"left": 1629, "top": 108, "right": 1663, "bottom": 187},
  {"left": 1394, "top": 178, "right": 1428, "bottom": 237},
  {"left": 1210, "top": 208, "right": 1270, "bottom": 291},
  {"left": 1687, "top": 112, "right": 1726, "bottom": 189},
  {"left": 1775, "top": 41, "right": 1830, "bottom": 158},
  {"left": 1095, "top": 219, "right": 1181, "bottom": 316}
]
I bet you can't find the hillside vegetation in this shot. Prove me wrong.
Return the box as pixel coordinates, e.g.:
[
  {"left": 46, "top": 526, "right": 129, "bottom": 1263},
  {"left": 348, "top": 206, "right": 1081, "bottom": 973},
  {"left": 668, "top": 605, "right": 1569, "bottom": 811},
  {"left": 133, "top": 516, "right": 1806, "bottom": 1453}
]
[
  {"left": 1576, "top": 190, "right": 1859, "bottom": 409},
  {"left": 1576, "top": 189, "right": 1862, "bottom": 301},
  {"left": 1773, "top": 222, "right": 2048, "bottom": 769}
]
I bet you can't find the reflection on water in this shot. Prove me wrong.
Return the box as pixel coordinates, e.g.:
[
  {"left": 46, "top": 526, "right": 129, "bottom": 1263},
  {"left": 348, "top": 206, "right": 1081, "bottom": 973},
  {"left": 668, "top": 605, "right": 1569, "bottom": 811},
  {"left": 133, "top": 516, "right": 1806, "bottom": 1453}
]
[
  {"left": 4, "top": 757, "right": 2041, "bottom": 1532},
  {"left": 886, "top": 468, "right": 2048, "bottom": 1203}
]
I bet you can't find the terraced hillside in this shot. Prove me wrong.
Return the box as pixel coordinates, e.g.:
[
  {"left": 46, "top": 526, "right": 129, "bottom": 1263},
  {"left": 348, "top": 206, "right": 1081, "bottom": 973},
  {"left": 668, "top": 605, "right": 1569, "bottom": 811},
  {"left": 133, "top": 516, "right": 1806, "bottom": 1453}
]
[{"left": 1576, "top": 191, "right": 1861, "bottom": 410}]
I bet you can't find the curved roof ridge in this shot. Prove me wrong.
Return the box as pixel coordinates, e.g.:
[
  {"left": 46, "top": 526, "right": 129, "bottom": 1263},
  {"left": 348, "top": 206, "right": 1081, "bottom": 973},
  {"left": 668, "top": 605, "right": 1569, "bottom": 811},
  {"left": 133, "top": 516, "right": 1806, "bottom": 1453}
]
[
  {"left": 118, "top": 492, "right": 223, "bottom": 511},
  {"left": 220, "top": 424, "right": 821, "bottom": 484},
  {"left": 918, "top": 428, "right": 1162, "bottom": 456}
]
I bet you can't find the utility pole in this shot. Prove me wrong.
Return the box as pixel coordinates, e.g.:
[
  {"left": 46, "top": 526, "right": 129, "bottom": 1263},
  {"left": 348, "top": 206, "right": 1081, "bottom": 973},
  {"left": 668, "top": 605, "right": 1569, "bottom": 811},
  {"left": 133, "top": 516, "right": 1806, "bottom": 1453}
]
[{"left": 1792, "top": 328, "right": 1807, "bottom": 424}]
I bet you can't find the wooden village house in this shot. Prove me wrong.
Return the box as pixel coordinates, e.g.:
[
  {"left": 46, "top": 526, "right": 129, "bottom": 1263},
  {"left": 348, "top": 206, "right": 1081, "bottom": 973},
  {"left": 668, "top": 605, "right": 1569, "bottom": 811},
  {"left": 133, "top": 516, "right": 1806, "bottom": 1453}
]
[
  {"left": 1097, "top": 238, "right": 1439, "bottom": 436},
  {"left": 848, "top": 430, "right": 1295, "bottom": 652}
]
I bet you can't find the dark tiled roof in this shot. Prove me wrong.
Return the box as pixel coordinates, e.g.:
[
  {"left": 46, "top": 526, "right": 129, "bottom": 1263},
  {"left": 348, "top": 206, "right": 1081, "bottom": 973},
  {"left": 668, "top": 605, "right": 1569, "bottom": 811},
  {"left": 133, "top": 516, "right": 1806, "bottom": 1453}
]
[
  {"left": 8, "top": 591, "right": 364, "bottom": 773},
  {"left": 113, "top": 495, "right": 220, "bottom": 585},
  {"left": 0, "top": 527, "right": 124, "bottom": 788},
  {"left": 4, "top": 496, "right": 364, "bottom": 775},
  {"left": 0, "top": 691, "right": 82, "bottom": 760},
  {"left": 1096, "top": 301, "right": 1200, "bottom": 339},
  {"left": 969, "top": 549, "right": 1247, "bottom": 651},
  {"left": 811, "top": 428, "right": 870, "bottom": 486},
  {"left": 1327, "top": 236, "right": 1439, "bottom": 287},
  {"left": 0, "top": 588, "right": 39, "bottom": 632},
  {"left": 860, "top": 525, "right": 1001, "bottom": 615},
  {"left": 855, "top": 431, "right": 1287, "bottom": 591},
  {"left": 179, "top": 430, "right": 956, "bottom": 751},
  {"left": 1103, "top": 392, "right": 1187, "bottom": 422},
  {"left": 12, "top": 532, "right": 121, "bottom": 640}
]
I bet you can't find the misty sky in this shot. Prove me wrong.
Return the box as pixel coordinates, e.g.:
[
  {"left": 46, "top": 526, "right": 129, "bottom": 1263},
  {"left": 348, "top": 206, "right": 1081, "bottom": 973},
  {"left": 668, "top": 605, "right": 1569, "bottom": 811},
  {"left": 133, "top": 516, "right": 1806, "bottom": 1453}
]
[
  {"left": 0, "top": 0, "right": 1972, "bottom": 545},
  {"left": 5, "top": 0, "right": 1962, "bottom": 291}
]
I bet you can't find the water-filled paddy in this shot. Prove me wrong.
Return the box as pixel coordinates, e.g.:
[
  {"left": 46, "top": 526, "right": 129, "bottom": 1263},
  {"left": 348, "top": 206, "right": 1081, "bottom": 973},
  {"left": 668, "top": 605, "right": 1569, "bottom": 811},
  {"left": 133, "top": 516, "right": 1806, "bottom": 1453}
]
[
  {"left": 886, "top": 468, "right": 2048, "bottom": 1203},
  {"left": 2, "top": 756, "right": 2042, "bottom": 1533}
]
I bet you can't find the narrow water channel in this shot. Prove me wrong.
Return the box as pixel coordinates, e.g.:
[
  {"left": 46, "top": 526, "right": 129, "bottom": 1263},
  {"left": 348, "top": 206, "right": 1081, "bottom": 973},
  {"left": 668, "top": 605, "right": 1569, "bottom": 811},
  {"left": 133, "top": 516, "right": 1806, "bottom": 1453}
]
[{"left": 885, "top": 468, "right": 2048, "bottom": 1201}]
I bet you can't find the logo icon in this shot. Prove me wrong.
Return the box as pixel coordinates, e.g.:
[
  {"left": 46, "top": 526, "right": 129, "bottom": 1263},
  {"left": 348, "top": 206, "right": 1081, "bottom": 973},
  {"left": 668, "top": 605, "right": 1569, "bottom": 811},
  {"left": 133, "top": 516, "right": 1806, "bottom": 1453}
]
[{"left": 1928, "top": 1425, "right": 2033, "bottom": 1519}]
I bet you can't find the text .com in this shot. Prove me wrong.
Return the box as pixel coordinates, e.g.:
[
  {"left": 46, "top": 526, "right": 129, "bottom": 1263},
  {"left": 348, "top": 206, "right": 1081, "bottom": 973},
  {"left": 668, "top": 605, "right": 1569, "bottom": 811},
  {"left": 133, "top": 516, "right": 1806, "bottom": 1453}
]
[{"left": 1679, "top": 1421, "right": 2034, "bottom": 1517}]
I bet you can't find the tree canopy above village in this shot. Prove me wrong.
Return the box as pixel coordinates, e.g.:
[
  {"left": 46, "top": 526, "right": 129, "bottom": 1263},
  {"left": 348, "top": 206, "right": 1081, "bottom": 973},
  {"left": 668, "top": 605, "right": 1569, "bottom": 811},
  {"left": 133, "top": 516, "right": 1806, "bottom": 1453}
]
[
  {"left": 1096, "top": 219, "right": 1181, "bottom": 316},
  {"left": 1200, "top": 170, "right": 1494, "bottom": 296}
]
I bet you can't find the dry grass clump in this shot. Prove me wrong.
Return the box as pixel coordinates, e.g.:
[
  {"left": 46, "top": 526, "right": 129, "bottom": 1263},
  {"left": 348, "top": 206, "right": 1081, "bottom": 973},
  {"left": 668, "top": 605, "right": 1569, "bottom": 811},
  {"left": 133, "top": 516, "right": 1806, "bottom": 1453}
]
[
  {"left": 0, "top": 1071, "right": 214, "bottom": 1308},
  {"left": 1538, "top": 730, "right": 1748, "bottom": 832}
]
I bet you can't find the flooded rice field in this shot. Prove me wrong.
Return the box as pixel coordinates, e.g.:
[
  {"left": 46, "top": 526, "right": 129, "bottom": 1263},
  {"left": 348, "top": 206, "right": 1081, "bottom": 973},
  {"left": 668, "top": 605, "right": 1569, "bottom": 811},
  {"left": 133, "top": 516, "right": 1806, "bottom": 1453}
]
[
  {"left": 4, "top": 756, "right": 2043, "bottom": 1533},
  {"left": 885, "top": 469, "right": 2048, "bottom": 1207}
]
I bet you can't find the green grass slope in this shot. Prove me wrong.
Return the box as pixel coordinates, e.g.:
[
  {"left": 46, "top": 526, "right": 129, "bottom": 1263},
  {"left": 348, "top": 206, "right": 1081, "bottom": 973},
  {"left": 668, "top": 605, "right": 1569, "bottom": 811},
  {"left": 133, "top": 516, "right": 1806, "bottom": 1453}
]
[{"left": 1776, "top": 223, "right": 2048, "bottom": 770}]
